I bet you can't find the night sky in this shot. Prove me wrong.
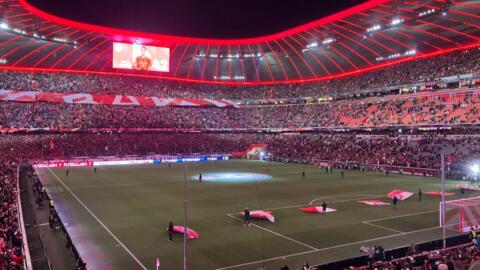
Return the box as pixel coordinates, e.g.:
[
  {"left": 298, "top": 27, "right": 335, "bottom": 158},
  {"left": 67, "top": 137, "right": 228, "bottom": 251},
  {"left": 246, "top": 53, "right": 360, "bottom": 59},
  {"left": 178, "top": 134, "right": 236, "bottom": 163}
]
[{"left": 28, "top": 0, "right": 365, "bottom": 39}]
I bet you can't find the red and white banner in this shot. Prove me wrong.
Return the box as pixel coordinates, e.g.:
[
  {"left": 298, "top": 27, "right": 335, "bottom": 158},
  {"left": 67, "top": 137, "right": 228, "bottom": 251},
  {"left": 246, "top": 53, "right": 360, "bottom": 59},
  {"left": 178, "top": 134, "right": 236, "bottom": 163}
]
[
  {"left": 358, "top": 200, "right": 390, "bottom": 206},
  {"left": 387, "top": 189, "right": 414, "bottom": 200},
  {"left": 170, "top": 226, "right": 199, "bottom": 239},
  {"left": 242, "top": 210, "right": 275, "bottom": 222},
  {"left": 298, "top": 206, "right": 337, "bottom": 213},
  {"left": 0, "top": 90, "right": 239, "bottom": 108},
  {"left": 456, "top": 184, "right": 480, "bottom": 191},
  {"left": 33, "top": 161, "right": 94, "bottom": 168}
]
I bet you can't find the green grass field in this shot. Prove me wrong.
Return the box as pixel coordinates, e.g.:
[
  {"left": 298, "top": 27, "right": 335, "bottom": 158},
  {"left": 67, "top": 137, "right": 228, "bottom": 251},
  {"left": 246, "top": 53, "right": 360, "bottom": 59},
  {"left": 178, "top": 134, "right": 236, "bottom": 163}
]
[{"left": 35, "top": 160, "right": 474, "bottom": 270}]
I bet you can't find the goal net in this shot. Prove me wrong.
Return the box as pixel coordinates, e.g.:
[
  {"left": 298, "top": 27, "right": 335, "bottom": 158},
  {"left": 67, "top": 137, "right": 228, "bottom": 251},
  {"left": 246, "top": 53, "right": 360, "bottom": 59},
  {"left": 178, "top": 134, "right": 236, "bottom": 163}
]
[{"left": 441, "top": 196, "right": 480, "bottom": 233}]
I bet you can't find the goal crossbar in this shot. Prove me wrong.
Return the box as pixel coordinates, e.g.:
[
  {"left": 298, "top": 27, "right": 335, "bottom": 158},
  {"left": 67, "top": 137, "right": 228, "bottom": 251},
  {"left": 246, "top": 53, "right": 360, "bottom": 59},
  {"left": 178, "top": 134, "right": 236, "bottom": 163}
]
[{"left": 441, "top": 196, "right": 480, "bottom": 233}]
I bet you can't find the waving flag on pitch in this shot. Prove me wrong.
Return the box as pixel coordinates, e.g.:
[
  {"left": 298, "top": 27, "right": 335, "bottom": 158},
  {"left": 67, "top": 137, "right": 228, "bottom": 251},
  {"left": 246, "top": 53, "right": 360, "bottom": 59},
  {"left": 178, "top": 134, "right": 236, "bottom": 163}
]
[
  {"left": 424, "top": 191, "right": 455, "bottom": 196},
  {"left": 387, "top": 189, "right": 413, "bottom": 200},
  {"left": 242, "top": 210, "right": 275, "bottom": 222},
  {"left": 170, "top": 226, "right": 199, "bottom": 239},
  {"left": 298, "top": 206, "right": 337, "bottom": 213},
  {"left": 456, "top": 184, "right": 480, "bottom": 191}
]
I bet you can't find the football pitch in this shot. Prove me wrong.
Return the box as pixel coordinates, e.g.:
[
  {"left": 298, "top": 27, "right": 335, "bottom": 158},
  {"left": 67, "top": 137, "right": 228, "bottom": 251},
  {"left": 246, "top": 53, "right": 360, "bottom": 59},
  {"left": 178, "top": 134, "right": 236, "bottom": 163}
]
[{"left": 35, "top": 160, "right": 472, "bottom": 270}]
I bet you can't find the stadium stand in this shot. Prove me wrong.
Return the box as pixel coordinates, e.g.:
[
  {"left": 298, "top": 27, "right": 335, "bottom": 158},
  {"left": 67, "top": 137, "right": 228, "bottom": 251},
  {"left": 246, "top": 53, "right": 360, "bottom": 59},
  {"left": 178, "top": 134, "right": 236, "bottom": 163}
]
[
  {"left": 1, "top": 88, "right": 480, "bottom": 129},
  {"left": 1, "top": 0, "right": 480, "bottom": 268},
  {"left": 0, "top": 159, "right": 26, "bottom": 269},
  {"left": 0, "top": 47, "right": 478, "bottom": 100},
  {"left": 0, "top": 133, "right": 478, "bottom": 179}
]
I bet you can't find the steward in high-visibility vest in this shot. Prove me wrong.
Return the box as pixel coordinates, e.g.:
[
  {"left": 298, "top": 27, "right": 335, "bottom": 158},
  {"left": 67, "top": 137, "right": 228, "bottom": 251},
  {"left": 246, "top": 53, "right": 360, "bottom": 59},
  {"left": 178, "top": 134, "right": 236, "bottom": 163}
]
[{"left": 470, "top": 227, "right": 477, "bottom": 240}]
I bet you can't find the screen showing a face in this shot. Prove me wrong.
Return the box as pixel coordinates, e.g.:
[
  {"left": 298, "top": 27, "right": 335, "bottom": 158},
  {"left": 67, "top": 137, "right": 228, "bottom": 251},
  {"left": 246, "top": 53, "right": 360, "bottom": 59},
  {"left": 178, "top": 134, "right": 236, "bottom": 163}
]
[{"left": 113, "top": 42, "right": 170, "bottom": 72}]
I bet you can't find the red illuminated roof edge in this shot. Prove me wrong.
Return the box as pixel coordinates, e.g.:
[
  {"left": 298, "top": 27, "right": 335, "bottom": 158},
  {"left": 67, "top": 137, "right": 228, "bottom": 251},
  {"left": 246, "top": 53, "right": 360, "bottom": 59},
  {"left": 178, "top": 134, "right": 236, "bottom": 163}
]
[{"left": 19, "top": 0, "right": 390, "bottom": 45}]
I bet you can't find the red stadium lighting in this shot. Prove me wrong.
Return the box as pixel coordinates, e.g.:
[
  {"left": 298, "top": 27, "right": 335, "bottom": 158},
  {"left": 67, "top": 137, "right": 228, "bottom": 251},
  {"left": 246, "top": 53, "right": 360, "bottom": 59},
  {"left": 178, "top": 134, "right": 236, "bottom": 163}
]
[{"left": 18, "top": 0, "right": 390, "bottom": 45}]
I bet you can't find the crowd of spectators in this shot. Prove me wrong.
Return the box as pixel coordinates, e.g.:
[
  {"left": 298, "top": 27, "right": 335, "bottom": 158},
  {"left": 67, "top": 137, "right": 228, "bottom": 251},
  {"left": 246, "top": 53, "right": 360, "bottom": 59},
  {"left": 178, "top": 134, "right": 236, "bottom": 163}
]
[
  {"left": 0, "top": 159, "right": 25, "bottom": 269},
  {"left": 0, "top": 90, "right": 479, "bottom": 129},
  {"left": 351, "top": 242, "right": 480, "bottom": 270},
  {"left": 1, "top": 47, "right": 479, "bottom": 100},
  {"left": 0, "top": 132, "right": 478, "bottom": 177}
]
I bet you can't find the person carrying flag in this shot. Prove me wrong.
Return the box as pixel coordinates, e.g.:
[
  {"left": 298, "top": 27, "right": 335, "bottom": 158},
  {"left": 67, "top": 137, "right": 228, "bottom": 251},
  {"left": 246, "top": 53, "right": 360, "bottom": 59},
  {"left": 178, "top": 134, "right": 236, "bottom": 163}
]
[
  {"left": 321, "top": 201, "right": 327, "bottom": 215},
  {"left": 244, "top": 208, "right": 251, "bottom": 226},
  {"left": 168, "top": 221, "right": 174, "bottom": 241},
  {"left": 392, "top": 195, "right": 398, "bottom": 210}
]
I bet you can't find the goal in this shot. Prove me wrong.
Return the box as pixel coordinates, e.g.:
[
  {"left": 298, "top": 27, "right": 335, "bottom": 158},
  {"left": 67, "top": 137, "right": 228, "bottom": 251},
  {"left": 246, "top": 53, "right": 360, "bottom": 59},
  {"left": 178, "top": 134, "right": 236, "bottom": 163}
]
[{"left": 441, "top": 196, "right": 480, "bottom": 233}]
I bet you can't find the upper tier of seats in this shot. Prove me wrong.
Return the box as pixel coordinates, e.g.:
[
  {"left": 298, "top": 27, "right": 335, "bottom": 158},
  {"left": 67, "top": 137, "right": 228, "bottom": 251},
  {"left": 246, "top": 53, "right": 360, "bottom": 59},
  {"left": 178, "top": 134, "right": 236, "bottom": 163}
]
[{"left": 1, "top": 47, "right": 479, "bottom": 100}]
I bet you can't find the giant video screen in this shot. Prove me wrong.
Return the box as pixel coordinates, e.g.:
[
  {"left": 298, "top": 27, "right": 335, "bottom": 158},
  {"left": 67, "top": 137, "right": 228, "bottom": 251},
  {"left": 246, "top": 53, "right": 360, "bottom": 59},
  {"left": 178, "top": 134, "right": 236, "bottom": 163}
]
[{"left": 113, "top": 42, "right": 170, "bottom": 72}]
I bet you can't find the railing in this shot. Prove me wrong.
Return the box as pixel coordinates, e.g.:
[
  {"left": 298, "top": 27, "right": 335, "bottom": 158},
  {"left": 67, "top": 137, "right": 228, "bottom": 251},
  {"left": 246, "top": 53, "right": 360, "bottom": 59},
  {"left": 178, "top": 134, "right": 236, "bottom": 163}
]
[{"left": 16, "top": 165, "right": 33, "bottom": 270}]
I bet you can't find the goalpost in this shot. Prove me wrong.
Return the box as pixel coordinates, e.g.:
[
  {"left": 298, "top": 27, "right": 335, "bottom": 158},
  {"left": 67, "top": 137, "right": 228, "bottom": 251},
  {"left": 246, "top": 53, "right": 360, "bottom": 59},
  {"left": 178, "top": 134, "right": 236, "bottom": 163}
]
[{"left": 441, "top": 196, "right": 480, "bottom": 233}]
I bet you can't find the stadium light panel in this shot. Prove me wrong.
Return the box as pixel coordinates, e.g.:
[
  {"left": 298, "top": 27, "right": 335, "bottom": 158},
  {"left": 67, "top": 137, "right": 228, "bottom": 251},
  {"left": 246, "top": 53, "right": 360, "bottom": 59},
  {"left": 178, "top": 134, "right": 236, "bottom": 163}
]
[
  {"left": 366, "top": 24, "right": 381, "bottom": 32},
  {"left": 322, "top": 38, "right": 336, "bottom": 45},
  {"left": 306, "top": 42, "right": 318, "bottom": 49},
  {"left": 390, "top": 18, "right": 404, "bottom": 26},
  {"left": 418, "top": 8, "right": 436, "bottom": 17}
]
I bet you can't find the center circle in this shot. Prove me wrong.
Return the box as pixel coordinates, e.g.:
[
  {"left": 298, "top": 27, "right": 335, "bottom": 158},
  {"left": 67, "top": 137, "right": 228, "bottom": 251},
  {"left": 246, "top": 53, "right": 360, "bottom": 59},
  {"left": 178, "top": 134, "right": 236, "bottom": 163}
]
[{"left": 191, "top": 172, "right": 272, "bottom": 183}]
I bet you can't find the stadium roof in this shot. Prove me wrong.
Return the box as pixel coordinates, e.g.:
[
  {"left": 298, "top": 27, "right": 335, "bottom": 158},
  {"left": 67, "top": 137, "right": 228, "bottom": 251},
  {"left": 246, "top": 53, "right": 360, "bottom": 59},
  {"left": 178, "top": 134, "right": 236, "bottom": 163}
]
[{"left": 0, "top": 0, "right": 479, "bottom": 84}]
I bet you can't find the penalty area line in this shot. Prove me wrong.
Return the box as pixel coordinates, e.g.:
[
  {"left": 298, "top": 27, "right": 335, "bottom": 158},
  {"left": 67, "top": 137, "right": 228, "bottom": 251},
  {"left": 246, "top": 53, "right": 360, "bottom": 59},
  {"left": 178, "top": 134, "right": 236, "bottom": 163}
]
[
  {"left": 362, "top": 221, "right": 405, "bottom": 234},
  {"left": 362, "top": 209, "right": 440, "bottom": 235},
  {"left": 226, "top": 214, "right": 318, "bottom": 251},
  {"left": 309, "top": 194, "right": 382, "bottom": 206},
  {"left": 363, "top": 209, "right": 439, "bottom": 223},
  {"left": 47, "top": 169, "right": 148, "bottom": 270}
]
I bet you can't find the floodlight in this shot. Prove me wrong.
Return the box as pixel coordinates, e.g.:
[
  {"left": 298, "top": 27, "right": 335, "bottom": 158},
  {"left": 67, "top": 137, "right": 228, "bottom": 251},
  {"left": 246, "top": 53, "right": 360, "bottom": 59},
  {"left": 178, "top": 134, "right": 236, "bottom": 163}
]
[{"left": 471, "top": 164, "right": 480, "bottom": 174}]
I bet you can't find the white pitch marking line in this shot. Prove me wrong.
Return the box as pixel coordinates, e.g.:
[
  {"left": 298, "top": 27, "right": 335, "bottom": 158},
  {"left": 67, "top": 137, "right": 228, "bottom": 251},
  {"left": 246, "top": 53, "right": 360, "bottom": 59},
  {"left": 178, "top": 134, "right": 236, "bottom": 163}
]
[
  {"left": 362, "top": 221, "right": 405, "bottom": 234},
  {"left": 214, "top": 226, "right": 440, "bottom": 270},
  {"left": 47, "top": 169, "right": 148, "bottom": 270},
  {"left": 226, "top": 214, "right": 318, "bottom": 251},
  {"left": 309, "top": 194, "right": 382, "bottom": 205},
  {"left": 363, "top": 209, "right": 439, "bottom": 223},
  {"left": 264, "top": 204, "right": 309, "bottom": 211},
  {"left": 70, "top": 180, "right": 182, "bottom": 190},
  {"left": 321, "top": 195, "right": 381, "bottom": 205}
]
